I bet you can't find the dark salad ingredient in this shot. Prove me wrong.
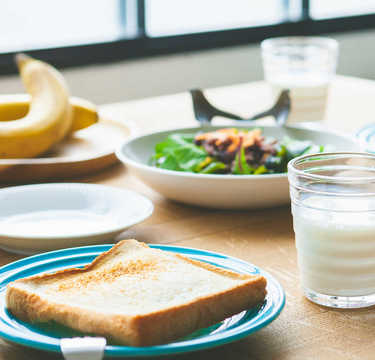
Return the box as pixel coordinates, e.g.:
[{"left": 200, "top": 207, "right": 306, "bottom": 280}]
[{"left": 149, "top": 128, "right": 326, "bottom": 175}]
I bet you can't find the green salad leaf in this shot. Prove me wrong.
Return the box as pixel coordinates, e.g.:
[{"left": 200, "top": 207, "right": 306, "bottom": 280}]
[
  {"left": 155, "top": 133, "right": 195, "bottom": 153},
  {"left": 282, "top": 136, "right": 325, "bottom": 161},
  {"left": 173, "top": 145, "right": 207, "bottom": 172},
  {"left": 200, "top": 161, "right": 227, "bottom": 174},
  {"left": 263, "top": 137, "right": 326, "bottom": 173},
  {"left": 150, "top": 133, "right": 227, "bottom": 173},
  {"left": 233, "top": 146, "right": 254, "bottom": 175}
]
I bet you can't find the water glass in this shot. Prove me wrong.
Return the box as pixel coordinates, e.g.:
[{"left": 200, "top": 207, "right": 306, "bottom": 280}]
[{"left": 261, "top": 36, "right": 339, "bottom": 124}]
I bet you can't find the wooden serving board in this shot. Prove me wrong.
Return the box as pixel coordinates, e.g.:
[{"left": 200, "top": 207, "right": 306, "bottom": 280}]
[{"left": 0, "top": 118, "right": 131, "bottom": 183}]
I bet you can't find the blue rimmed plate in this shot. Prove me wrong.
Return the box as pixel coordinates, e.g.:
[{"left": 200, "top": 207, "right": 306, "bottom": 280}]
[{"left": 0, "top": 244, "right": 285, "bottom": 357}]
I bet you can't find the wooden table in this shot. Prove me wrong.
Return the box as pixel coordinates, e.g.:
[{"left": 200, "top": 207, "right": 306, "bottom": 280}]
[{"left": 2, "top": 76, "right": 375, "bottom": 360}]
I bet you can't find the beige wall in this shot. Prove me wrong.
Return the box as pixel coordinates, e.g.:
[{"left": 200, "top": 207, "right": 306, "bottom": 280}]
[{"left": 1, "top": 29, "right": 375, "bottom": 104}]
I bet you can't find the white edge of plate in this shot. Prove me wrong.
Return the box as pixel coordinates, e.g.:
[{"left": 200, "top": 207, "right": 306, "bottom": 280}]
[{"left": 0, "top": 183, "right": 154, "bottom": 240}]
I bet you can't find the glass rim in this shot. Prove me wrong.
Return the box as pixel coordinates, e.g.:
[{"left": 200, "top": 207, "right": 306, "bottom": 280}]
[
  {"left": 261, "top": 36, "right": 339, "bottom": 52},
  {"left": 288, "top": 152, "right": 375, "bottom": 183}
]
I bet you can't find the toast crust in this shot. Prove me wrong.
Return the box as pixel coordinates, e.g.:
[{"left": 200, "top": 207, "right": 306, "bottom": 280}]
[{"left": 6, "top": 239, "right": 267, "bottom": 346}]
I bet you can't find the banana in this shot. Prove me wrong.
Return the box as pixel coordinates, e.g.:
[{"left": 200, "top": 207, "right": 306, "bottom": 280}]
[
  {"left": 69, "top": 97, "right": 98, "bottom": 132},
  {"left": 0, "top": 54, "right": 73, "bottom": 159},
  {"left": 0, "top": 95, "right": 98, "bottom": 132}
]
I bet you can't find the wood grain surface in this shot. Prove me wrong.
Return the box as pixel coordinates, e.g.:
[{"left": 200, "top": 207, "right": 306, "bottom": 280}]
[{"left": 1, "top": 76, "right": 375, "bottom": 360}]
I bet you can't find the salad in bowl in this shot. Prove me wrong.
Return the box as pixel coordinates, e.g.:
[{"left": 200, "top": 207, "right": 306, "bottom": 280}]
[
  {"left": 150, "top": 128, "right": 326, "bottom": 175},
  {"left": 116, "top": 125, "right": 360, "bottom": 209}
]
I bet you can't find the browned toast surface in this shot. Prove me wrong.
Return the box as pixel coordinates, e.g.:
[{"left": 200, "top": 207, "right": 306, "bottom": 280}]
[{"left": 6, "top": 239, "right": 267, "bottom": 346}]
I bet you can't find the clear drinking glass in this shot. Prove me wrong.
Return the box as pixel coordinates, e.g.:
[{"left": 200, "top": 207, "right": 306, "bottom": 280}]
[
  {"left": 288, "top": 152, "right": 375, "bottom": 308},
  {"left": 261, "top": 36, "right": 339, "bottom": 124}
]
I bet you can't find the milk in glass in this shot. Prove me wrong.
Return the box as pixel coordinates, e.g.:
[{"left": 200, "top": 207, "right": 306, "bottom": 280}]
[{"left": 292, "top": 196, "right": 375, "bottom": 297}]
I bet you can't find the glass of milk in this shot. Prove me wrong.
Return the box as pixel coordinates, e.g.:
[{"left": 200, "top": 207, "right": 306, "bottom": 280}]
[
  {"left": 288, "top": 152, "right": 375, "bottom": 308},
  {"left": 261, "top": 36, "right": 338, "bottom": 124}
]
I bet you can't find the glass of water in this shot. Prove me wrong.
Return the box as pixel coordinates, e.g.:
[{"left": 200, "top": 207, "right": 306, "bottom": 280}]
[{"left": 261, "top": 36, "right": 339, "bottom": 124}]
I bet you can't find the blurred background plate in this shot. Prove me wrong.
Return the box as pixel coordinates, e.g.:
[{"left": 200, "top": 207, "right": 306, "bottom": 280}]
[
  {"left": 356, "top": 123, "right": 375, "bottom": 153},
  {"left": 0, "top": 118, "right": 132, "bottom": 184}
]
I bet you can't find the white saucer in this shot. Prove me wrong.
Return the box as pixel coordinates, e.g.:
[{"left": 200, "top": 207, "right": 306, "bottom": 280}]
[{"left": 0, "top": 183, "right": 153, "bottom": 254}]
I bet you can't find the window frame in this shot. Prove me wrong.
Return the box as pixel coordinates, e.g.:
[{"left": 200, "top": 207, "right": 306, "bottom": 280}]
[{"left": 0, "top": 0, "right": 375, "bottom": 75}]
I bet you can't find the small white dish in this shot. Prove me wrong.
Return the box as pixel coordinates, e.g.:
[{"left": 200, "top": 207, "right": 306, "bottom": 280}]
[
  {"left": 0, "top": 183, "right": 153, "bottom": 254},
  {"left": 116, "top": 125, "right": 361, "bottom": 209}
]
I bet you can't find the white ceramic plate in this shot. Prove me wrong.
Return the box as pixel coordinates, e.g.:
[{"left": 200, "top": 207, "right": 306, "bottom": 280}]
[
  {"left": 0, "top": 183, "right": 153, "bottom": 254},
  {"left": 116, "top": 125, "right": 361, "bottom": 209}
]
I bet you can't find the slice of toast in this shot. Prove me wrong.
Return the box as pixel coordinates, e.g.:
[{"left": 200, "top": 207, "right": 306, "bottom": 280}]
[{"left": 6, "top": 239, "right": 267, "bottom": 346}]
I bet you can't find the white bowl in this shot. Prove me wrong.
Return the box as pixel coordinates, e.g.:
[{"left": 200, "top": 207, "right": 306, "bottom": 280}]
[
  {"left": 0, "top": 183, "right": 153, "bottom": 254},
  {"left": 116, "top": 125, "right": 361, "bottom": 209}
]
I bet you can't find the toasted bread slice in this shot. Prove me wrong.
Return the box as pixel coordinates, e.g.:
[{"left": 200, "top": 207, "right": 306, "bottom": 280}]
[{"left": 6, "top": 239, "right": 267, "bottom": 346}]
